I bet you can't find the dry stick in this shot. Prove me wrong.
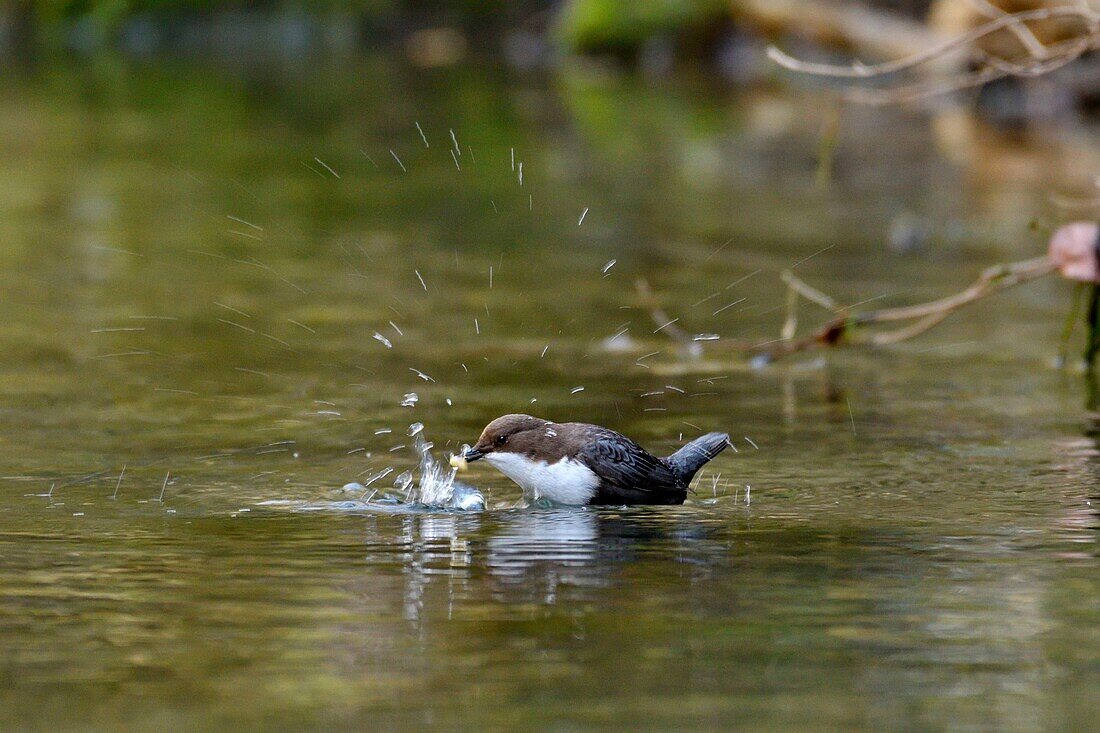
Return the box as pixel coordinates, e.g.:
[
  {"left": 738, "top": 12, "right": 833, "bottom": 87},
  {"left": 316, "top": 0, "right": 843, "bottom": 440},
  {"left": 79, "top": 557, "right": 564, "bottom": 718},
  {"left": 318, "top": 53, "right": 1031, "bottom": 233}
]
[
  {"left": 968, "top": 0, "right": 1051, "bottom": 61},
  {"left": 636, "top": 278, "right": 694, "bottom": 346},
  {"left": 767, "top": 6, "right": 1100, "bottom": 105},
  {"left": 767, "top": 6, "right": 1098, "bottom": 79},
  {"left": 847, "top": 64, "right": 1009, "bottom": 105},
  {"left": 849, "top": 36, "right": 1098, "bottom": 105},
  {"left": 850, "top": 256, "right": 1052, "bottom": 322},
  {"left": 643, "top": 256, "right": 1056, "bottom": 362},
  {"left": 779, "top": 269, "right": 842, "bottom": 341},
  {"left": 870, "top": 310, "right": 954, "bottom": 345},
  {"left": 759, "top": 256, "right": 1056, "bottom": 361},
  {"left": 781, "top": 270, "right": 838, "bottom": 310}
]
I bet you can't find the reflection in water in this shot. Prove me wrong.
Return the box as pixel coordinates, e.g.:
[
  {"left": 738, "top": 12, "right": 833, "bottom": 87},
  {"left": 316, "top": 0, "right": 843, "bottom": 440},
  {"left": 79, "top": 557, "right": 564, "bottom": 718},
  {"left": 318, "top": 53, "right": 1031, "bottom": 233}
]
[
  {"left": 385, "top": 506, "right": 740, "bottom": 618},
  {"left": 489, "top": 510, "right": 613, "bottom": 605},
  {"left": 0, "top": 59, "right": 1098, "bottom": 731},
  {"left": 340, "top": 499, "right": 1099, "bottom": 730},
  {"left": 399, "top": 512, "right": 478, "bottom": 623}
]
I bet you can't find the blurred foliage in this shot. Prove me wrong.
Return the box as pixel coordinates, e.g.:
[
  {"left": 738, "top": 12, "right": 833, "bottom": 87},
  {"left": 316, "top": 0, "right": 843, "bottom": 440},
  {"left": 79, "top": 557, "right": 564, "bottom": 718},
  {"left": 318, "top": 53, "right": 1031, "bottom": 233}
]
[
  {"left": 8, "top": 0, "right": 941, "bottom": 59},
  {"left": 17, "top": 0, "right": 383, "bottom": 47},
  {"left": 9, "top": 0, "right": 538, "bottom": 49},
  {"left": 29, "top": 0, "right": 395, "bottom": 22},
  {"left": 14, "top": 0, "right": 539, "bottom": 25},
  {"left": 555, "top": 0, "right": 729, "bottom": 54}
]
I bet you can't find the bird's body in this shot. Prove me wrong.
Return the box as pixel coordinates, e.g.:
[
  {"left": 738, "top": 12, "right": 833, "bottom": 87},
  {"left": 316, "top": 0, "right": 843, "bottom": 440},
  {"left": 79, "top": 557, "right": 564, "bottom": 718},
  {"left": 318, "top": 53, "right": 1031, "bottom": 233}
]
[{"left": 459, "top": 414, "right": 729, "bottom": 505}]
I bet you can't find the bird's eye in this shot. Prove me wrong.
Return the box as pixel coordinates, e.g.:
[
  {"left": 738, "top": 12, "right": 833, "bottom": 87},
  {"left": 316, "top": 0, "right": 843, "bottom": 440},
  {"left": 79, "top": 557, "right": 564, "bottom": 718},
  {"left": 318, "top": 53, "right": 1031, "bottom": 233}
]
[{"left": 495, "top": 434, "right": 508, "bottom": 445}]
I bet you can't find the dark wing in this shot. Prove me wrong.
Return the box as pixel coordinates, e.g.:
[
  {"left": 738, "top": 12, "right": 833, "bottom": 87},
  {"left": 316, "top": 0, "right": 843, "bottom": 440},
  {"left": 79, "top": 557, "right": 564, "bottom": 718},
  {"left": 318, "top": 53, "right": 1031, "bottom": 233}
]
[{"left": 575, "top": 428, "right": 686, "bottom": 505}]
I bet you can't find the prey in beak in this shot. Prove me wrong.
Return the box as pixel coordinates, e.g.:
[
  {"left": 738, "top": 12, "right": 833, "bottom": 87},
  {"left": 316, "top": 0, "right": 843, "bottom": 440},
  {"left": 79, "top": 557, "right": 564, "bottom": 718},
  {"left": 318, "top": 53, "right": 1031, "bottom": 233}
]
[{"left": 449, "top": 444, "right": 485, "bottom": 472}]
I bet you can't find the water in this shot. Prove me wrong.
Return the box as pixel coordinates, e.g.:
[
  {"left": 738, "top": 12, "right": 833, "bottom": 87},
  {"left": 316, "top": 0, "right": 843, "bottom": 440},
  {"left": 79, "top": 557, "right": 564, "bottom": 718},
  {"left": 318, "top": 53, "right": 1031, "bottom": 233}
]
[{"left": 0, "top": 59, "right": 1098, "bottom": 731}]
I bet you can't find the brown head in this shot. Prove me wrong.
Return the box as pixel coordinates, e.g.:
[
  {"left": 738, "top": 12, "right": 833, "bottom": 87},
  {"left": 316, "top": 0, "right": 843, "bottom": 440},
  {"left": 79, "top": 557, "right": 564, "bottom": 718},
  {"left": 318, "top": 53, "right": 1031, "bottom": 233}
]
[{"left": 462, "top": 414, "right": 556, "bottom": 463}]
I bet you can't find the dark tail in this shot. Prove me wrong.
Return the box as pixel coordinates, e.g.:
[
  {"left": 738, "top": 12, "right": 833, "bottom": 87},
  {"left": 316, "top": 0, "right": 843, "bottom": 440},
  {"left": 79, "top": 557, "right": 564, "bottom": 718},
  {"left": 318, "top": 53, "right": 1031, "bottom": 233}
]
[{"left": 663, "top": 432, "right": 730, "bottom": 485}]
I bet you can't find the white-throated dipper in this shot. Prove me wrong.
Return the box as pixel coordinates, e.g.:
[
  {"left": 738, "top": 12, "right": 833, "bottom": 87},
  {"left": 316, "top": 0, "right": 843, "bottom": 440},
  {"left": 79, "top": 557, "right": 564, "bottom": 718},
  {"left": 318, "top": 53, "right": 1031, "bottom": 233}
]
[{"left": 453, "top": 414, "right": 729, "bottom": 505}]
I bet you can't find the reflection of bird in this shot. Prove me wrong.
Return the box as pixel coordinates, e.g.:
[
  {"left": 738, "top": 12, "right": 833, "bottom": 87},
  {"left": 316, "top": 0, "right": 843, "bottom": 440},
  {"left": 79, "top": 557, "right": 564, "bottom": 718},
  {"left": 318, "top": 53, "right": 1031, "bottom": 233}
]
[{"left": 458, "top": 414, "right": 729, "bottom": 505}]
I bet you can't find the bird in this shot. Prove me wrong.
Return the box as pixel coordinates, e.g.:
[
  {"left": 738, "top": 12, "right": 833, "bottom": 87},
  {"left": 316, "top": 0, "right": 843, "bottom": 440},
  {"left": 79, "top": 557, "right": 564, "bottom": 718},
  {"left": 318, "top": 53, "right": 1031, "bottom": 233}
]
[{"left": 453, "top": 414, "right": 729, "bottom": 505}]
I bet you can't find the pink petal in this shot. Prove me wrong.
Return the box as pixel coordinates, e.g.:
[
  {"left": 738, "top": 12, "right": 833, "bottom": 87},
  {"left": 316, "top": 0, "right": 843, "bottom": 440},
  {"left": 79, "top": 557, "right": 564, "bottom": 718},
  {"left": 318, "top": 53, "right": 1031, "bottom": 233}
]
[{"left": 1048, "top": 221, "right": 1100, "bottom": 282}]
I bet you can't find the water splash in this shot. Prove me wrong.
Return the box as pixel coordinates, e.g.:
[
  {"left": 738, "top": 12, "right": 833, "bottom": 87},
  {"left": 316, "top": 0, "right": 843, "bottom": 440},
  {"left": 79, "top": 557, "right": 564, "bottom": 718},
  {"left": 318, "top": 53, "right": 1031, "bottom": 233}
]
[
  {"left": 407, "top": 429, "right": 453, "bottom": 504},
  {"left": 394, "top": 471, "right": 414, "bottom": 495},
  {"left": 294, "top": 424, "right": 482, "bottom": 512},
  {"left": 403, "top": 424, "right": 484, "bottom": 510}
]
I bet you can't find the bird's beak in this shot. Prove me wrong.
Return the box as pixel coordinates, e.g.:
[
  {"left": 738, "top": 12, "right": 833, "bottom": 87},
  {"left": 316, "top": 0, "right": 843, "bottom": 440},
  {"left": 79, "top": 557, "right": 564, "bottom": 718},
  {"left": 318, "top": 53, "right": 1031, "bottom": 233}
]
[{"left": 462, "top": 446, "right": 486, "bottom": 462}]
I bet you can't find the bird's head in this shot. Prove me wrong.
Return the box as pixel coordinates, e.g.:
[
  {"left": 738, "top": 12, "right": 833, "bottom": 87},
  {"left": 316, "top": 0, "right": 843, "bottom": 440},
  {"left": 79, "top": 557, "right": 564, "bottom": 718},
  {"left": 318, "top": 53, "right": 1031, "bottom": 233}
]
[{"left": 461, "top": 414, "right": 553, "bottom": 463}]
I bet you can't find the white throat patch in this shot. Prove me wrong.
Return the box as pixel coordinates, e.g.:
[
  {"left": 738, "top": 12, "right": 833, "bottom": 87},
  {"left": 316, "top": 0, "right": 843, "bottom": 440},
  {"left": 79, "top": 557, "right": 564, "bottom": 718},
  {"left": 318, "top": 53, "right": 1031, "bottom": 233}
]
[{"left": 483, "top": 452, "right": 599, "bottom": 505}]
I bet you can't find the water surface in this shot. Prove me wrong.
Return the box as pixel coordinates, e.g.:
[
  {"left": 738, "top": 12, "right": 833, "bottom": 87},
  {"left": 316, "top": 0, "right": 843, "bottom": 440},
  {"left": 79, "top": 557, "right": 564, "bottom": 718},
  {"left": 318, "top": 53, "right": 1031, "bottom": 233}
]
[{"left": 0, "top": 59, "right": 1097, "bottom": 731}]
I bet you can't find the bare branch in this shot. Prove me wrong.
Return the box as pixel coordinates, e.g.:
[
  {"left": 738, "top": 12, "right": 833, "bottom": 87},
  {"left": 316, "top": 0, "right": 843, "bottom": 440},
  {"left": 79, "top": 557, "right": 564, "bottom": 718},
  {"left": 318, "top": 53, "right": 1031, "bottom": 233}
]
[
  {"left": 780, "top": 269, "right": 839, "bottom": 311},
  {"left": 966, "top": 0, "right": 1051, "bottom": 61},
  {"left": 635, "top": 278, "right": 693, "bottom": 346},
  {"left": 768, "top": 6, "right": 1097, "bottom": 79},
  {"left": 756, "top": 256, "right": 1055, "bottom": 361},
  {"left": 767, "top": 4, "right": 1099, "bottom": 104}
]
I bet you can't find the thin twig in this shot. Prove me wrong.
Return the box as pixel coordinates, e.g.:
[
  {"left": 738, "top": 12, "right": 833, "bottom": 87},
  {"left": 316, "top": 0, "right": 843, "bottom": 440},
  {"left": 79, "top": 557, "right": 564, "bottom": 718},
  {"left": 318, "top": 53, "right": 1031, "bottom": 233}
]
[
  {"left": 767, "top": 4, "right": 1100, "bottom": 105},
  {"left": 780, "top": 269, "right": 839, "bottom": 311},
  {"left": 636, "top": 278, "right": 694, "bottom": 346},
  {"left": 967, "top": 0, "right": 1050, "bottom": 61},
  {"left": 759, "top": 256, "right": 1055, "bottom": 361},
  {"left": 767, "top": 6, "right": 1097, "bottom": 79},
  {"left": 645, "top": 255, "right": 1056, "bottom": 363}
]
